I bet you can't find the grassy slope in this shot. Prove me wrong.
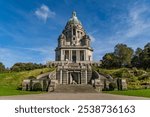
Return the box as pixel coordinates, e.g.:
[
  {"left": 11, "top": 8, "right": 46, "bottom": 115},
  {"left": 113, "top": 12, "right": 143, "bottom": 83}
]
[
  {"left": 0, "top": 68, "right": 54, "bottom": 96},
  {"left": 104, "top": 89, "right": 150, "bottom": 98},
  {"left": 94, "top": 67, "right": 150, "bottom": 98}
]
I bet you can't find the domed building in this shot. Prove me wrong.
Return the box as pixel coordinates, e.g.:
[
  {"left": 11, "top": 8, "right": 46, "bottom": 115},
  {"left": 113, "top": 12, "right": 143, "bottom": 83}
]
[
  {"left": 54, "top": 11, "right": 94, "bottom": 84},
  {"left": 22, "top": 12, "right": 127, "bottom": 92},
  {"left": 55, "top": 11, "right": 93, "bottom": 62}
]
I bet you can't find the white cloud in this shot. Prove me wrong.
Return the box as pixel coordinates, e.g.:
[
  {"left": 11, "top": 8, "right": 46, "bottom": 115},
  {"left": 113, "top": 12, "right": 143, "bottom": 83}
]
[
  {"left": 89, "top": 30, "right": 98, "bottom": 43},
  {"left": 107, "top": 4, "right": 150, "bottom": 46},
  {"left": 89, "top": 34, "right": 96, "bottom": 42},
  {"left": 35, "top": 4, "right": 55, "bottom": 22},
  {"left": 125, "top": 5, "right": 150, "bottom": 38}
]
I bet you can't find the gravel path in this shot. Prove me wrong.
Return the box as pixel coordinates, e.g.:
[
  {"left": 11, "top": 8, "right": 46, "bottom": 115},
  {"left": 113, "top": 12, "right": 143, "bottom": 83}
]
[{"left": 0, "top": 93, "right": 149, "bottom": 100}]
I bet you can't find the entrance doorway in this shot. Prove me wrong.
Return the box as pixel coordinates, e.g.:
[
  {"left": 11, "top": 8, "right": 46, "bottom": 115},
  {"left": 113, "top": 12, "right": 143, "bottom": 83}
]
[{"left": 68, "top": 72, "right": 81, "bottom": 84}]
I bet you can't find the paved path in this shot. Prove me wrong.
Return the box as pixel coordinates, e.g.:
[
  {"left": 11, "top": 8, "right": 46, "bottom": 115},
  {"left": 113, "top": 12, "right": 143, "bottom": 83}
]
[{"left": 0, "top": 93, "right": 149, "bottom": 100}]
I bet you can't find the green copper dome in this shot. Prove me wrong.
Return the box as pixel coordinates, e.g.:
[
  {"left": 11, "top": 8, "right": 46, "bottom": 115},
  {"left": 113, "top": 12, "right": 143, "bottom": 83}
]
[{"left": 67, "top": 11, "right": 82, "bottom": 25}]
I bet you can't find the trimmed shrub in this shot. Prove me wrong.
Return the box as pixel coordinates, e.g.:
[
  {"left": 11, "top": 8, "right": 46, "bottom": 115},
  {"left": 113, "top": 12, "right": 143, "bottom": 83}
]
[
  {"left": 109, "top": 82, "right": 117, "bottom": 91},
  {"left": 32, "top": 83, "right": 42, "bottom": 91}
]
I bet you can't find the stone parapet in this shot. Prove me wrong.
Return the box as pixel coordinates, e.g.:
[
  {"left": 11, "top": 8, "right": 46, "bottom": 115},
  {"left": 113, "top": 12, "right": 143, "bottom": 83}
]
[{"left": 46, "top": 61, "right": 101, "bottom": 67}]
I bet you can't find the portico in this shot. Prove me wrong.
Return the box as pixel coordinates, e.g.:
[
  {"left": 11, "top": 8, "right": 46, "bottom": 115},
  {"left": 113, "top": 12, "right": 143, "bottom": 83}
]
[{"left": 61, "top": 49, "right": 88, "bottom": 62}]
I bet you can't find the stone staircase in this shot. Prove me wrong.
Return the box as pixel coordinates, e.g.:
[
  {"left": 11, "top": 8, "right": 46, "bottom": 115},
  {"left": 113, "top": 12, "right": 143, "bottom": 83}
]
[
  {"left": 53, "top": 84, "right": 97, "bottom": 93},
  {"left": 87, "top": 70, "right": 92, "bottom": 83},
  {"left": 49, "top": 70, "right": 56, "bottom": 80}
]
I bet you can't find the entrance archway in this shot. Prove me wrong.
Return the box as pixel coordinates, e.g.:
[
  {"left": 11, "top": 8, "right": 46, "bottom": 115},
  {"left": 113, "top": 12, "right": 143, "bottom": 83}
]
[{"left": 68, "top": 72, "right": 81, "bottom": 84}]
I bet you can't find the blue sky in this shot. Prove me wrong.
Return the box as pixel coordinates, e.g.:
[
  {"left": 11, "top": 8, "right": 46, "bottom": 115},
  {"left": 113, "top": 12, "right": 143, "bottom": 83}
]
[{"left": 0, "top": 0, "right": 150, "bottom": 67}]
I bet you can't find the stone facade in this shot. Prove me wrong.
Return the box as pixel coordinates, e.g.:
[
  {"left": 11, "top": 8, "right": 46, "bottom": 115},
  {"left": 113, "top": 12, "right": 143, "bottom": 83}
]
[
  {"left": 54, "top": 11, "right": 93, "bottom": 85},
  {"left": 22, "top": 11, "right": 127, "bottom": 92}
]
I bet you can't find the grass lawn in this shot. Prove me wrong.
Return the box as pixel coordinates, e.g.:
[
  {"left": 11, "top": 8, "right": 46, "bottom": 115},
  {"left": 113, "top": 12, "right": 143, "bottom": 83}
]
[
  {"left": 103, "top": 89, "right": 150, "bottom": 98},
  {"left": 0, "top": 68, "right": 54, "bottom": 96},
  {"left": 0, "top": 86, "right": 43, "bottom": 96}
]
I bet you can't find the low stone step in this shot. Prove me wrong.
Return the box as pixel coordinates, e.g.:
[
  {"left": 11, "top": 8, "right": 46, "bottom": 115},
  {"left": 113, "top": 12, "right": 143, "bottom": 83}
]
[{"left": 53, "top": 84, "right": 97, "bottom": 93}]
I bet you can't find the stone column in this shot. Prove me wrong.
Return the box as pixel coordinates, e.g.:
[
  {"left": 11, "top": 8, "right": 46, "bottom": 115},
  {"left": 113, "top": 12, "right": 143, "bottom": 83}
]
[
  {"left": 70, "top": 73, "right": 72, "bottom": 84},
  {"left": 63, "top": 50, "right": 66, "bottom": 61},
  {"left": 76, "top": 50, "right": 79, "bottom": 62},
  {"left": 60, "top": 50, "right": 62, "bottom": 61},
  {"left": 61, "top": 50, "right": 65, "bottom": 61},
  {"left": 69, "top": 50, "right": 71, "bottom": 61},
  {"left": 70, "top": 50, "right": 72, "bottom": 61},
  {"left": 84, "top": 50, "right": 86, "bottom": 61}
]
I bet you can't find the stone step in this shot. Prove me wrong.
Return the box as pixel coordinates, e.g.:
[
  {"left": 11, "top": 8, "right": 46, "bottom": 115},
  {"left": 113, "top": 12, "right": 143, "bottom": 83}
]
[
  {"left": 68, "top": 63, "right": 79, "bottom": 66},
  {"left": 53, "top": 84, "right": 97, "bottom": 93}
]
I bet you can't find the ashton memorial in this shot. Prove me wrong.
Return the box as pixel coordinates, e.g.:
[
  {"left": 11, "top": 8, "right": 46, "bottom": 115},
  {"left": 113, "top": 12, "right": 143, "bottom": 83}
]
[{"left": 22, "top": 11, "right": 127, "bottom": 92}]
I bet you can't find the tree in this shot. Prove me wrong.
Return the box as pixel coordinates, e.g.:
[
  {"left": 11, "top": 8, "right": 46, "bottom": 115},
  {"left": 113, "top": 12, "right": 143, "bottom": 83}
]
[
  {"left": 135, "top": 48, "right": 142, "bottom": 57},
  {"left": 10, "top": 62, "right": 46, "bottom": 72},
  {"left": 114, "top": 44, "right": 134, "bottom": 67},
  {"left": 145, "top": 42, "right": 150, "bottom": 48},
  {"left": 0, "top": 62, "right": 5, "bottom": 72},
  {"left": 102, "top": 53, "right": 119, "bottom": 68},
  {"left": 131, "top": 43, "right": 150, "bottom": 69},
  {"left": 131, "top": 48, "right": 142, "bottom": 68},
  {"left": 140, "top": 43, "right": 150, "bottom": 69},
  {"left": 101, "top": 44, "right": 134, "bottom": 68}
]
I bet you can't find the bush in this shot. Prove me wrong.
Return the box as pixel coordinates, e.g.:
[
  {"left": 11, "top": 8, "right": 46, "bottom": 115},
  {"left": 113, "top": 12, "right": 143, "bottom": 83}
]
[
  {"left": 32, "top": 83, "right": 42, "bottom": 91},
  {"left": 133, "top": 68, "right": 146, "bottom": 76},
  {"left": 112, "top": 68, "right": 133, "bottom": 78},
  {"left": 138, "top": 73, "right": 150, "bottom": 80},
  {"left": 16, "top": 84, "right": 22, "bottom": 90},
  {"left": 129, "top": 76, "right": 138, "bottom": 82},
  {"left": 109, "top": 82, "right": 117, "bottom": 91},
  {"left": 112, "top": 70, "right": 122, "bottom": 78},
  {"left": 10, "top": 62, "right": 46, "bottom": 72},
  {"left": 127, "top": 81, "right": 143, "bottom": 90},
  {"left": 0, "top": 62, "right": 6, "bottom": 72},
  {"left": 127, "top": 85, "right": 143, "bottom": 90}
]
